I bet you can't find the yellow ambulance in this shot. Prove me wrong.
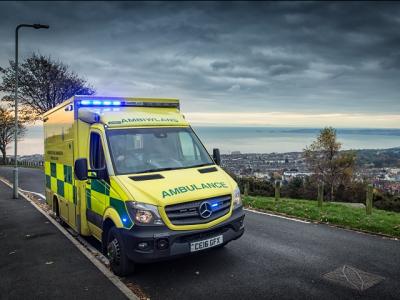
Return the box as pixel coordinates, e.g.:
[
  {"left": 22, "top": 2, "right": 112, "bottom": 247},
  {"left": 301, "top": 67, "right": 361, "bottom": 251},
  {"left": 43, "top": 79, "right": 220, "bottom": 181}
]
[{"left": 43, "top": 96, "right": 244, "bottom": 276}]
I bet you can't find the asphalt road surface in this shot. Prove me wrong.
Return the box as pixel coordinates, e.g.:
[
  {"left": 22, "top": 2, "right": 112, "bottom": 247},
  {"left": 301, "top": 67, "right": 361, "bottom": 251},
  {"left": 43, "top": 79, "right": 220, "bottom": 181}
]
[
  {"left": 0, "top": 166, "right": 45, "bottom": 195},
  {"left": 1, "top": 167, "right": 399, "bottom": 300}
]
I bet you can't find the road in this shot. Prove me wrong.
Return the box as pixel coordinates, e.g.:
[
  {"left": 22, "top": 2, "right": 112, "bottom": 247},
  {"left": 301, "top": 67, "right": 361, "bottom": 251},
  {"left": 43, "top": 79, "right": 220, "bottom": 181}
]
[
  {"left": 1, "top": 167, "right": 399, "bottom": 299},
  {"left": 0, "top": 166, "right": 45, "bottom": 195}
]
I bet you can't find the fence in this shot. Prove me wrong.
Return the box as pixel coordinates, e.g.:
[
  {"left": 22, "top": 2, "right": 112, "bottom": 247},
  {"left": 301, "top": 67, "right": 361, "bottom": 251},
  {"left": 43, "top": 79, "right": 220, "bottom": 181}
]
[{"left": 1, "top": 158, "right": 44, "bottom": 168}]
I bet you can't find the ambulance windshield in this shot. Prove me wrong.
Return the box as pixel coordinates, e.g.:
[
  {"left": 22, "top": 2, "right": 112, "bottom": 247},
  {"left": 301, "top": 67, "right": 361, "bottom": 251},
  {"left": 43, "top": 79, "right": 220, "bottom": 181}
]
[{"left": 107, "top": 127, "right": 214, "bottom": 174}]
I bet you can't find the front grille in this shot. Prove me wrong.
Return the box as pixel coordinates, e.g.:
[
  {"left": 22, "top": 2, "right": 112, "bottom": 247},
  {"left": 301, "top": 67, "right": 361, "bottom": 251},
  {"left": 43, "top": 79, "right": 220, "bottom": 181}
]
[{"left": 165, "top": 195, "right": 231, "bottom": 225}]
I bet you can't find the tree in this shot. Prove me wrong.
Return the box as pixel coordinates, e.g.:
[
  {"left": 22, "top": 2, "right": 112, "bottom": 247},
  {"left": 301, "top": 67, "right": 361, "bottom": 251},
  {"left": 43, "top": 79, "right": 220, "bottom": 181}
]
[
  {"left": 0, "top": 53, "right": 95, "bottom": 119},
  {"left": 0, "top": 105, "right": 26, "bottom": 164},
  {"left": 303, "top": 127, "right": 356, "bottom": 201},
  {"left": 284, "top": 177, "right": 304, "bottom": 199}
]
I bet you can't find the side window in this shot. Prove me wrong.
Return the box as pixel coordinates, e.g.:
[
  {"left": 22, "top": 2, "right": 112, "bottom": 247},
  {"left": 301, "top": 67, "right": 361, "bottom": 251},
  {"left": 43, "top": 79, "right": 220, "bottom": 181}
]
[
  {"left": 179, "top": 131, "right": 199, "bottom": 161},
  {"left": 90, "top": 132, "right": 105, "bottom": 169}
]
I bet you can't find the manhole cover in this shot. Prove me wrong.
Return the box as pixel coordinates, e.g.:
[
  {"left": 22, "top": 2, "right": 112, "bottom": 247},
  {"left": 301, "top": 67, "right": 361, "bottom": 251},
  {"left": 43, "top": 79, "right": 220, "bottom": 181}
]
[{"left": 323, "top": 265, "right": 384, "bottom": 291}]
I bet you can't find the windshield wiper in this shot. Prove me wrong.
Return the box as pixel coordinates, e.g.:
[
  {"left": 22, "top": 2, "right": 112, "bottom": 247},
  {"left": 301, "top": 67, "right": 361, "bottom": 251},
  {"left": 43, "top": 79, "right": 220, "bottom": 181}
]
[
  {"left": 140, "top": 167, "right": 176, "bottom": 174},
  {"left": 191, "top": 163, "right": 215, "bottom": 168},
  {"left": 138, "top": 163, "right": 214, "bottom": 174}
]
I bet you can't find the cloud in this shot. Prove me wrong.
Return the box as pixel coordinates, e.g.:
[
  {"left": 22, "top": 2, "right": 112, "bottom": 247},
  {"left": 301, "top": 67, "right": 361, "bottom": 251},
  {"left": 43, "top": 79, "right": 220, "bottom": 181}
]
[
  {"left": 210, "top": 61, "right": 232, "bottom": 71},
  {"left": 185, "top": 112, "right": 400, "bottom": 129},
  {"left": 0, "top": 1, "right": 399, "bottom": 116}
]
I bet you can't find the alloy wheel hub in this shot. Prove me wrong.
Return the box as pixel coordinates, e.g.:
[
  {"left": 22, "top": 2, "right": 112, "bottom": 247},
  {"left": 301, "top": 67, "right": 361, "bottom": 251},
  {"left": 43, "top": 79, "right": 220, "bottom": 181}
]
[{"left": 107, "top": 238, "right": 121, "bottom": 265}]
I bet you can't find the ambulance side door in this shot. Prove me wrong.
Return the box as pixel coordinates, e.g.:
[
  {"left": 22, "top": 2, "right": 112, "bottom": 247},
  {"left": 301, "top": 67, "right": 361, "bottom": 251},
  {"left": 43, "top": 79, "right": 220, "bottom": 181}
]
[{"left": 86, "top": 131, "right": 108, "bottom": 232}]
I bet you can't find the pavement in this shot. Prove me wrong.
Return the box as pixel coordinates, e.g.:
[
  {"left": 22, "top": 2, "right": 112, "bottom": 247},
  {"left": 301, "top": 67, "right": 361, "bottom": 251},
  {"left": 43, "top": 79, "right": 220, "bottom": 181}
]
[
  {"left": 1, "top": 167, "right": 400, "bottom": 300},
  {"left": 0, "top": 180, "right": 128, "bottom": 300}
]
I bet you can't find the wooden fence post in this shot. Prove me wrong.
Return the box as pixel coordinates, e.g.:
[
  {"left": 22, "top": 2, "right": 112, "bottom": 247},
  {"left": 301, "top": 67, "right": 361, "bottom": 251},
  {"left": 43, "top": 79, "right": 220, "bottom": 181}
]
[
  {"left": 244, "top": 182, "right": 249, "bottom": 197},
  {"left": 275, "top": 180, "right": 280, "bottom": 201},
  {"left": 366, "top": 184, "right": 373, "bottom": 215},
  {"left": 317, "top": 181, "right": 324, "bottom": 207}
]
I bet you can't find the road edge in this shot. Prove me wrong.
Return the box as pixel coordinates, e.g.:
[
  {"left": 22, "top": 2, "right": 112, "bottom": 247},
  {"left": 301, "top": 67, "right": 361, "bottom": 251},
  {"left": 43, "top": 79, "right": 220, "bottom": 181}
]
[
  {"left": 0, "top": 178, "right": 140, "bottom": 300},
  {"left": 244, "top": 205, "right": 399, "bottom": 241}
]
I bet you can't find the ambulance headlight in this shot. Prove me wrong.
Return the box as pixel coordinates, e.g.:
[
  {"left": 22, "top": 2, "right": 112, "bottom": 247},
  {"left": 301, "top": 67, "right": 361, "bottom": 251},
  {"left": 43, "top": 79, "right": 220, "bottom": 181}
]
[
  {"left": 126, "top": 202, "right": 164, "bottom": 226},
  {"left": 233, "top": 186, "right": 242, "bottom": 209}
]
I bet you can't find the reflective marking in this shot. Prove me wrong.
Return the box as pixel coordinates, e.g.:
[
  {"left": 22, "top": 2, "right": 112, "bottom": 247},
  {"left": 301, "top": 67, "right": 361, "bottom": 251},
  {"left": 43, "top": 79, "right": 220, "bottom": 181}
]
[
  {"left": 244, "top": 208, "right": 310, "bottom": 224},
  {"left": 20, "top": 189, "right": 45, "bottom": 200}
]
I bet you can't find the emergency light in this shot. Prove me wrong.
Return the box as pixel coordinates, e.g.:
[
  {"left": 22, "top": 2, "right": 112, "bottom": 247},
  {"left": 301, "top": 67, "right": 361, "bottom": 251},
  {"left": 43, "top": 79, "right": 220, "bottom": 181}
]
[
  {"left": 79, "top": 100, "right": 123, "bottom": 106},
  {"left": 77, "top": 99, "right": 178, "bottom": 108}
]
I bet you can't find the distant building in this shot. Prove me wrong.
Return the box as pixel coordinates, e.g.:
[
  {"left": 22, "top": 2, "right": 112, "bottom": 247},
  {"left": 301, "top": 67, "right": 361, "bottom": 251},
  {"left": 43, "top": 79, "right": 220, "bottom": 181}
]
[{"left": 283, "top": 171, "right": 313, "bottom": 181}]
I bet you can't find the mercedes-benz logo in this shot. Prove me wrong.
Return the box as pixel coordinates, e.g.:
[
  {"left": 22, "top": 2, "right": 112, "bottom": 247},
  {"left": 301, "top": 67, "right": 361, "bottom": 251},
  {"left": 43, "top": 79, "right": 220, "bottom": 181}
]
[{"left": 199, "top": 201, "right": 212, "bottom": 219}]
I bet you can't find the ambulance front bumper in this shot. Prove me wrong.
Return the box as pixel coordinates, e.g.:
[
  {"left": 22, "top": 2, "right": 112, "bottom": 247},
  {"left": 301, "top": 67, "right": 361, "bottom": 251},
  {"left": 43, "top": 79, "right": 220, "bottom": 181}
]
[{"left": 119, "top": 207, "right": 245, "bottom": 263}]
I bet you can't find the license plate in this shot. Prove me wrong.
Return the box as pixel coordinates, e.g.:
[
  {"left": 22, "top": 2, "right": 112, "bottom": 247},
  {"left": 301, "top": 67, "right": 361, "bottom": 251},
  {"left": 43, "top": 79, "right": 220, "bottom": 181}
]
[{"left": 190, "top": 235, "right": 223, "bottom": 252}]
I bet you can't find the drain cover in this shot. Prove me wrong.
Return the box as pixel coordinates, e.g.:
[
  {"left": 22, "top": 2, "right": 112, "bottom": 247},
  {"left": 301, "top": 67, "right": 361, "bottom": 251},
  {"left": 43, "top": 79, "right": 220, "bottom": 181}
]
[{"left": 323, "top": 265, "right": 384, "bottom": 291}]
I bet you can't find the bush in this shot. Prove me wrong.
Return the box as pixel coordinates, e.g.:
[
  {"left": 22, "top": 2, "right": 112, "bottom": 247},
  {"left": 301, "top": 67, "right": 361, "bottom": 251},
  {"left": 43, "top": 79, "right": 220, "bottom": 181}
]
[
  {"left": 374, "top": 192, "right": 400, "bottom": 212},
  {"left": 227, "top": 169, "right": 400, "bottom": 213}
]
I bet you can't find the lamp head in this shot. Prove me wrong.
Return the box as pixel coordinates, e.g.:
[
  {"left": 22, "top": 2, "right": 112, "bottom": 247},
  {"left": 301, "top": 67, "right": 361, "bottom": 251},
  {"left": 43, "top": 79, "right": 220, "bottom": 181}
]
[{"left": 33, "top": 24, "right": 49, "bottom": 29}]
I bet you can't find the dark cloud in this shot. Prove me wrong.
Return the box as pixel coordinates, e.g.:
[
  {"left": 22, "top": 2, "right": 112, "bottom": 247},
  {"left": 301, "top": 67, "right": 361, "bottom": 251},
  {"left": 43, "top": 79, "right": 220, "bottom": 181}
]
[
  {"left": 0, "top": 1, "right": 399, "bottom": 114},
  {"left": 211, "top": 61, "right": 232, "bottom": 71}
]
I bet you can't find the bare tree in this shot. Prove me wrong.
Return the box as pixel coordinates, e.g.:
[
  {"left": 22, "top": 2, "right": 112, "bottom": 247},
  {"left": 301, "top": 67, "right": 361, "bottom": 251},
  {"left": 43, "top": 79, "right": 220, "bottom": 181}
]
[
  {"left": 0, "top": 105, "right": 26, "bottom": 164},
  {"left": 303, "top": 127, "right": 356, "bottom": 201},
  {"left": 0, "top": 53, "right": 95, "bottom": 119}
]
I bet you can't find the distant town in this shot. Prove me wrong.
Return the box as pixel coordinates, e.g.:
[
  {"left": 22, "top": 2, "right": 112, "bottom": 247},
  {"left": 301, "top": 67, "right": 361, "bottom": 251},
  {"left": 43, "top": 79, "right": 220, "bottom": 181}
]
[
  {"left": 6, "top": 147, "right": 400, "bottom": 195},
  {"left": 222, "top": 148, "right": 400, "bottom": 195}
]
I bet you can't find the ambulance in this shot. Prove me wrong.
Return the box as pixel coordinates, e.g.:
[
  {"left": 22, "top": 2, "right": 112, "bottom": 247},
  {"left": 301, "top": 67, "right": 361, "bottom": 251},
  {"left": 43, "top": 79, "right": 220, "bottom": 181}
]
[{"left": 43, "top": 96, "right": 245, "bottom": 276}]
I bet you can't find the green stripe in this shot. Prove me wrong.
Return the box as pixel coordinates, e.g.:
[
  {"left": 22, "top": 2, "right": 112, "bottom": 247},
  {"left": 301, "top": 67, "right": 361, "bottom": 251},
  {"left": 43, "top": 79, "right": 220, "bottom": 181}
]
[
  {"left": 45, "top": 175, "right": 51, "bottom": 189},
  {"left": 50, "top": 162, "right": 57, "bottom": 178},
  {"left": 91, "top": 179, "right": 105, "bottom": 193},
  {"left": 110, "top": 198, "right": 132, "bottom": 228},
  {"left": 64, "top": 165, "right": 73, "bottom": 184},
  {"left": 90, "top": 179, "right": 111, "bottom": 196},
  {"left": 57, "top": 179, "right": 64, "bottom": 197},
  {"left": 86, "top": 189, "right": 91, "bottom": 209}
]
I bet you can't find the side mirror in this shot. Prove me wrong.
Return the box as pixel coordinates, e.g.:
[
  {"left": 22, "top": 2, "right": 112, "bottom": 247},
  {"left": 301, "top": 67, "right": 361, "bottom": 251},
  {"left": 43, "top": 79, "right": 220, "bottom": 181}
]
[
  {"left": 74, "top": 158, "right": 88, "bottom": 181},
  {"left": 213, "top": 148, "right": 221, "bottom": 166}
]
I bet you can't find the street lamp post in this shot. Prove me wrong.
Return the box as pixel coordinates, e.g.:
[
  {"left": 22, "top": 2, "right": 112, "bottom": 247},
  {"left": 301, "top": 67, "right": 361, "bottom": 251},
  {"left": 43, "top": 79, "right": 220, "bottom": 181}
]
[{"left": 13, "top": 23, "right": 49, "bottom": 199}]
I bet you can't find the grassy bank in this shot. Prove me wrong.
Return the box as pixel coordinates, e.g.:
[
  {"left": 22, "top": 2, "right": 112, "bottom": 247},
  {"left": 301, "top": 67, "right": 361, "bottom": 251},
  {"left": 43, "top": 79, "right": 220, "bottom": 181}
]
[{"left": 243, "top": 195, "right": 400, "bottom": 238}]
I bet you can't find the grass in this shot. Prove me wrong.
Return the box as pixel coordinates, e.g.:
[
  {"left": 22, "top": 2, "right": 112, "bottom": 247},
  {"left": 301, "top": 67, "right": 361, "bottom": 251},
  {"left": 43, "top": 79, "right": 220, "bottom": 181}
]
[{"left": 243, "top": 195, "right": 400, "bottom": 238}]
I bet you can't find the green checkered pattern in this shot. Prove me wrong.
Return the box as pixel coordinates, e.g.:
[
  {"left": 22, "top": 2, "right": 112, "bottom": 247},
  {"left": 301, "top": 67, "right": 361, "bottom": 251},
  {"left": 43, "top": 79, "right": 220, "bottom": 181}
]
[
  {"left": 45, "top": 161, "right": 77, "bottom": 204},
  {"left": 45, "top": 161, "right": 132, "bottom": 228}
]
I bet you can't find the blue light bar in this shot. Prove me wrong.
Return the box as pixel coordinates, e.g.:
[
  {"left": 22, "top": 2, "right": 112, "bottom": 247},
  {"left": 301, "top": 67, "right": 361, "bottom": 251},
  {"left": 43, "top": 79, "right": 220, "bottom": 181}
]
[
  {"left": 77, "top": 99, "right": 179, "bottom": 108},
  {"left": 79, "top": 100, "right": 125, "bottom": 106}
]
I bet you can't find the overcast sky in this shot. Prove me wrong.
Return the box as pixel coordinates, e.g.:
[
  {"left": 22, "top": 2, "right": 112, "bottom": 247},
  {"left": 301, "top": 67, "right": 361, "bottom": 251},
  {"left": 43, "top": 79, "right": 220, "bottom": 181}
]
[{"left": 1, "top": 1, "right": 400, "bottom": 129}]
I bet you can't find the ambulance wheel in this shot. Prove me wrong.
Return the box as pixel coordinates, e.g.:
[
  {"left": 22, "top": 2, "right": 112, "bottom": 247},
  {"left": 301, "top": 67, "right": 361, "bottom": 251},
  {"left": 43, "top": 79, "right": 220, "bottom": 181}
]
[{"left": 107, "top": 227, "right": 135, "bottom": 276}]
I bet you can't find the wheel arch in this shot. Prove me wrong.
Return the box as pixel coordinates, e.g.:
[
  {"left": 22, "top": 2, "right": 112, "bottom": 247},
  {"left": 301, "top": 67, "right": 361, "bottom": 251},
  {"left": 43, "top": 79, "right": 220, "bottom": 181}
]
[
  {"left": 103, "top": 207, "right": 124, "bottom": 228},
  {"left": 102, "top": 207, "right": 123, "bottom": 253},
  {"left": 52, "top": 195, "right": 60, "bottom": 216}
]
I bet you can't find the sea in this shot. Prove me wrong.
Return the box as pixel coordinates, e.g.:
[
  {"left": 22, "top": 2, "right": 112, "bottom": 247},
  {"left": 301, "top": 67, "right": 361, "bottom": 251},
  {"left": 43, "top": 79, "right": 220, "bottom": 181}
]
[
  {"left": 15, "top": 126, "right": 400, "bottom": 156},
  {"left": 192, "top": 127, "right": 400, "bottom": 154}
]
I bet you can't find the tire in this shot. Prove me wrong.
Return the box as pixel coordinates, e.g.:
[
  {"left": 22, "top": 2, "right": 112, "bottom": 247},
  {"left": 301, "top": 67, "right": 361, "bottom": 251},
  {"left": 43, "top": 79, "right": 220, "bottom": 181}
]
[{"left": 106, "top": 227, "right": 135, "bottom": 276}]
